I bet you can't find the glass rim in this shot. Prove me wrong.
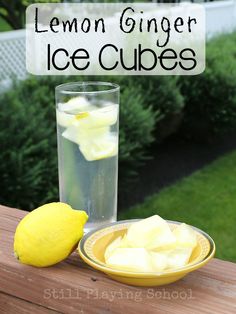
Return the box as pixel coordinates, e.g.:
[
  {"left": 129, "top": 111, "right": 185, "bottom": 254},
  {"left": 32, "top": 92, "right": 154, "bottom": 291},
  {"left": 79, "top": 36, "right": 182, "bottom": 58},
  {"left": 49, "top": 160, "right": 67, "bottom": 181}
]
[{"left": 55, "top": 81, "right": 120, "bottom": 95}]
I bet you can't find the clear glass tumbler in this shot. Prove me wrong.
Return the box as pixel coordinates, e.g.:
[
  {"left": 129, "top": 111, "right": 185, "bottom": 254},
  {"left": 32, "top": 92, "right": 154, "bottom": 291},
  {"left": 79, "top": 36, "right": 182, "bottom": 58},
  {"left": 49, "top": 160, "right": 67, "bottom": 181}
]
[{"left": 55, "top": 82, "right": 119, "bottom": 232}]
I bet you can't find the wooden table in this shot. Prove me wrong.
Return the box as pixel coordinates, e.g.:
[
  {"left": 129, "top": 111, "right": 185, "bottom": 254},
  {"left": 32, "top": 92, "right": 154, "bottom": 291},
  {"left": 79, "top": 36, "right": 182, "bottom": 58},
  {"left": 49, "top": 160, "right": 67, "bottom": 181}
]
[{"left": 0, "top": 204, "right": 236, "bottom": 314}]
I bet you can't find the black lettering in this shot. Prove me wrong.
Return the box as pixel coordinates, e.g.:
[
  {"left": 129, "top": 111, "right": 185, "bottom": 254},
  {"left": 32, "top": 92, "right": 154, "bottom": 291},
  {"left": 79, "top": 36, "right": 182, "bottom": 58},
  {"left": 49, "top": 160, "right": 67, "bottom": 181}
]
[
  {"left": 81, "top": 18, "right": 91, "bottom": 33},
  {"left": 157, "top": 17, "right": 171, "bottom": 47},
  {"left": 158, "top": 49, "right": 178, "bottom": 71},
  {"left": 99, "top": 44, "right": 118, "bottom": 70},
  {"left": 35, "top": 7, "right": 47, "bottom": 33},
  {"left": 47, "top": 44, "right": 51, "bottom": 70},
  {"left": 138, "top": 45, "right": 157, "bottom": 71},
  {"left": 120, "top": 7, "right": 135, "bottom": 33},
  {"left": 174, "top": 17, "right": 184, "bottom": 33},
  {"left": 94, "top": 18, "right": 105, "bottom": 33},
  {"left": 120, "top": 48, "right": 137, "bottom": 71},
  {"left": 70, "top": 49, "right": 90, "bottom": 70},
  {"left": 139, "top": 11, "right": 144, "bottom": 32},
  {"left": 188, "top": 17, "right": 197, "bottom": 32},
  {"left": 51, "top": 48, "right": 69, "bottom": 70},
  {"left": 147, "top": 18, "right": 158, "bottom": 33},
  {"left": 62, "top": 18, "right": 78, "bottom": 32},
  {"left": 50, "top": 17, "right": 60, "bottom": 33},
  {"left": 179, "top": 48, "right": 196, "bottom": 70}
]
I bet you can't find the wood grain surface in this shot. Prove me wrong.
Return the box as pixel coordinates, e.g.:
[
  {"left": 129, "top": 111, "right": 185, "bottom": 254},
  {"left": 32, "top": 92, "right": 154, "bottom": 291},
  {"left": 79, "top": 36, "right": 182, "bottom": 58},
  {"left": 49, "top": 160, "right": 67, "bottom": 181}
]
[{"left": 0, "top": 204, "right": 236, "bottom": 314}]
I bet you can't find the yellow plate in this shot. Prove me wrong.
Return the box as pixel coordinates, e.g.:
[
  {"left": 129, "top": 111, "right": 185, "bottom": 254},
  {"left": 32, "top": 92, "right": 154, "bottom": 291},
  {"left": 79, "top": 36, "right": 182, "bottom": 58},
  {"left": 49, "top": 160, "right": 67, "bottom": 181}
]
[{"left": 78, "top": 220, "right": 215, "bottom": 286}]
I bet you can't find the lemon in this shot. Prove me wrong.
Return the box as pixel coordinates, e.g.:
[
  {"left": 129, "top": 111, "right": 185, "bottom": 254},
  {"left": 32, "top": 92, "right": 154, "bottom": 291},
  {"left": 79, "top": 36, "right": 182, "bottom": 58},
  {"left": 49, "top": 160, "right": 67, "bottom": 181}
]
[{"left": 14, "top": 202, "right": 88, "bottom": 267}]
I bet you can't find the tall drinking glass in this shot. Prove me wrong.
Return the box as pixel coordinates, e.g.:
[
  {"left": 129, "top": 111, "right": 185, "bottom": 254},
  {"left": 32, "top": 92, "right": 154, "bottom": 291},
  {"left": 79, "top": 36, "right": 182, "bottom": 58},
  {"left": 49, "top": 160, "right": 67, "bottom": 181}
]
[{"left": 55, "top": 82, "right": 119, "bottom": 232}]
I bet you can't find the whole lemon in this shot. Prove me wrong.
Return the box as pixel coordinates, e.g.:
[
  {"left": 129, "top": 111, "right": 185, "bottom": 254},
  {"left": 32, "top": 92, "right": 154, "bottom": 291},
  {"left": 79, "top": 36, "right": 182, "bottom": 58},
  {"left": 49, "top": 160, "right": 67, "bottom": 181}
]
[{"left": 14, "top": 202, "right": 88, "bottom": 267}]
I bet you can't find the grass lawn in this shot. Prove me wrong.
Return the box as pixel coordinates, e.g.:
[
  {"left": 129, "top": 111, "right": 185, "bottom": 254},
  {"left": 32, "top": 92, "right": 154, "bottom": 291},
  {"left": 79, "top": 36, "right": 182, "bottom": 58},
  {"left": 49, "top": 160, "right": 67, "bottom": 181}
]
[
  {"left": 119, "top": 150, "right": 236, "bottom": 262},
  {"left": 0, "top": 17, "right": 11, "bottom": 32}
]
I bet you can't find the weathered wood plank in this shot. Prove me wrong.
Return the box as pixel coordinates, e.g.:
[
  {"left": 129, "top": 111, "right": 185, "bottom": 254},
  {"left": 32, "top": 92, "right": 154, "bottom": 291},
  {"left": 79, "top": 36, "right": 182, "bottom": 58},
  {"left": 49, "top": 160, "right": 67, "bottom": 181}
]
[
  {"left": 0, "top": 205, "right": 236, "bottom": 314},
  {"left": 0, "top": 292, "right": 60, "bottom": 314}
]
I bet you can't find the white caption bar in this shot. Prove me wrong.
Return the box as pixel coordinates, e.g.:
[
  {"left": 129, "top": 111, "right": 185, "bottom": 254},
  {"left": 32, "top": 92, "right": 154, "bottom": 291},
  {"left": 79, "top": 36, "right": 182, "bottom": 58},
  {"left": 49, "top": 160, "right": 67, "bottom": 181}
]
[{"left": 26, "top": 3, "right": 205, "bottom": 75}]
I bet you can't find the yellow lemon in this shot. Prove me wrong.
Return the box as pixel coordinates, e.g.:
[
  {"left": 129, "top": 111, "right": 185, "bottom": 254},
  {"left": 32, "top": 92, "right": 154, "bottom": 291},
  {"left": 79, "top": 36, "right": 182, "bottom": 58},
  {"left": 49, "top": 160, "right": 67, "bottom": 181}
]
[{"left": 14, "top": 202, "right": 88, "bottom": 267}]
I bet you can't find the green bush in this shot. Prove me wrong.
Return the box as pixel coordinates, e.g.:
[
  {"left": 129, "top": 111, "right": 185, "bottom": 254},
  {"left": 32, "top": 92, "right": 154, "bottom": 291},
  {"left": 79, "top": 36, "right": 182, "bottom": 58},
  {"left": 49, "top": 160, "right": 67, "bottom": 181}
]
[
  {"left": 0, "top": 76, "right": 156, "bottom": 210},
  {"left": 179, "top": 32, "right": 236, "bottom": 140},
  {"left": 0, "top": 81, "right": 58, "bottom": 210},
  {"left": 114, "top": 76, "right": 185, "bottom": 142},
  {"left": 118, "top": 85, "right": 156, "bottom": 187},
  {"left": 3, "top": 31, "right": 236, "bottom": 210}
]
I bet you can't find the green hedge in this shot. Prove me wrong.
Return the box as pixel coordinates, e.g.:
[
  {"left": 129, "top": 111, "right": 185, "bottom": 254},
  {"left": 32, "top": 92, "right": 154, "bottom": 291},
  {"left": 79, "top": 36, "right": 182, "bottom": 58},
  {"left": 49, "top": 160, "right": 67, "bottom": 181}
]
[
  {"left": 179, "top": 32, "right": 236, "bottom": 140},
  {"left": 0, "top": 76, "right": 158, "bottom": 210},
  {"left": 114, "top": 76, "right": 184, "bottom": 142},
  {"left": 1, "top": 32, "right": 236, "bottom": 210}
]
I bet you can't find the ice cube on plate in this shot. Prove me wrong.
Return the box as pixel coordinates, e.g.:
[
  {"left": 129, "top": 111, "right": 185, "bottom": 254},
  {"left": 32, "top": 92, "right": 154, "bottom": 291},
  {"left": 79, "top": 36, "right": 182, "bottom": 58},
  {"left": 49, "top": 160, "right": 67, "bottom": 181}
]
[
  {"left": 126, "top": 215, "right": 176, "bottom": 250},
  {"left": 106, "top": 248, "right": 152, "bottom": 272},
  {"left": 173, "top": 223, "right": 197, "bottom": 249}
]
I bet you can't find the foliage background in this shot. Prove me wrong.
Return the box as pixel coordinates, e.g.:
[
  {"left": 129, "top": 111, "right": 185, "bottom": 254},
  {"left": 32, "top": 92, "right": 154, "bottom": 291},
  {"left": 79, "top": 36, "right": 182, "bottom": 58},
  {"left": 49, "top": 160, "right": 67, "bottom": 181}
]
[{"left": 1, "top": 32, "right": 236, "bottom": 210}]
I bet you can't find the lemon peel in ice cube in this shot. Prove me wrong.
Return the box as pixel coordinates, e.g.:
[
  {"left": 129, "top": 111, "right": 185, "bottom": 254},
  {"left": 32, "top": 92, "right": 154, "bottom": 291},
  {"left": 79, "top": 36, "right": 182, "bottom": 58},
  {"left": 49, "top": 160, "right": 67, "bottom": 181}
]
[{"left": 75, "top": 112, "right": 90, "bottom": 120}]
